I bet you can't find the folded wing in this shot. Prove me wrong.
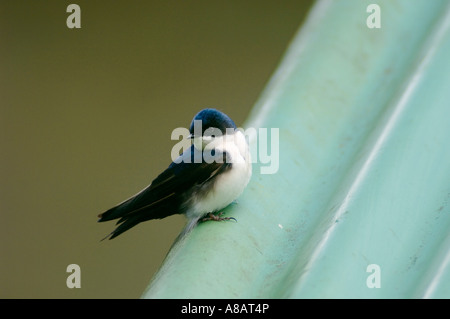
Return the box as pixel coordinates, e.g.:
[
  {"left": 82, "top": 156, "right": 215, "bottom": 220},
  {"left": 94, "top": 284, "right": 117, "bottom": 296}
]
[{"left": 98, "top": 146, "right": 231, "bottom": 239}]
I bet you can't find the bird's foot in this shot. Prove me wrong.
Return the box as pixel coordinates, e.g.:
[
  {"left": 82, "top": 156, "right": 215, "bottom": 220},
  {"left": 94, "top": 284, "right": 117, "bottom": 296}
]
[{"left": 201, "top": 212, "right": 237, "bottom": 222}]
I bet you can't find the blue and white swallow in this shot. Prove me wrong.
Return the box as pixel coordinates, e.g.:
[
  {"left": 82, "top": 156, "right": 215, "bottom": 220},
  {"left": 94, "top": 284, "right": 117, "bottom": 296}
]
[{"left": 98, "top": 108, "right": 252, "bottom": 239}]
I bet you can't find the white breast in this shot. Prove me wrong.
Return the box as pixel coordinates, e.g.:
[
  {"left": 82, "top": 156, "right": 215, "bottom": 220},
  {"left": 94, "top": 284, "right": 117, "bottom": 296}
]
[{"left": 186, "top": 130, "right": 252, "bottom": 219}]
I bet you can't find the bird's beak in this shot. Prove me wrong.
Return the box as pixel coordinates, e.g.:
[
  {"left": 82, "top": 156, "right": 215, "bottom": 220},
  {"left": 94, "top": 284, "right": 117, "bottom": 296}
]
[{"left": 189, "top": 134, "right": 205, "bottom": 150}]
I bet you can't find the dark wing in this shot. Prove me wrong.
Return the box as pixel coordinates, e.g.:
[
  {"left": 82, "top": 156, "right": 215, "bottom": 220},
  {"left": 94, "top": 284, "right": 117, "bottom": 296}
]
[{"left": 98, "top": 146, "right": 231, "bottom": 239}]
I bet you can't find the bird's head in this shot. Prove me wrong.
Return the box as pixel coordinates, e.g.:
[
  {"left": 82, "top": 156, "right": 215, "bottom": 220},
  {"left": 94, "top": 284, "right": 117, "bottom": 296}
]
[{"left": 188, "top": 108, "right": 237, "bottom": 149}]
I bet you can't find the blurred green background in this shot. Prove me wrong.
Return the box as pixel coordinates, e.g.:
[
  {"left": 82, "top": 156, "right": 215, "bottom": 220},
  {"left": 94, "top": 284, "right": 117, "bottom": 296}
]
[{"left": 1, "top": 1, "right": 312, "bottom": 298}]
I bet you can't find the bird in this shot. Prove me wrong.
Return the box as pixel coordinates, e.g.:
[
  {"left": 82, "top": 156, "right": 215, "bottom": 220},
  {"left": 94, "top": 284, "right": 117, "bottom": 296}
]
[{"left": 98, "top": 108, "right": 252, "bottom": 240}]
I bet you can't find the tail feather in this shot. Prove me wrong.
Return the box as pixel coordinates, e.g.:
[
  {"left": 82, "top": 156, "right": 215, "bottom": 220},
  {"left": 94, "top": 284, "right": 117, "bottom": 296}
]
[
  {"left": 98, "top": 195, "right": 181, "bottom": 240},
  {"left": 101, "top": 217, "right": 141, "bottom": 240}
]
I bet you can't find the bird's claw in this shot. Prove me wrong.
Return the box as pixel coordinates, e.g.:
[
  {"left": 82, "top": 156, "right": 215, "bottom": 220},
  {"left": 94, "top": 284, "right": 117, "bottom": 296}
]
[{"left": 201, "top": 212, "right": 237, "bottom": 222}]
